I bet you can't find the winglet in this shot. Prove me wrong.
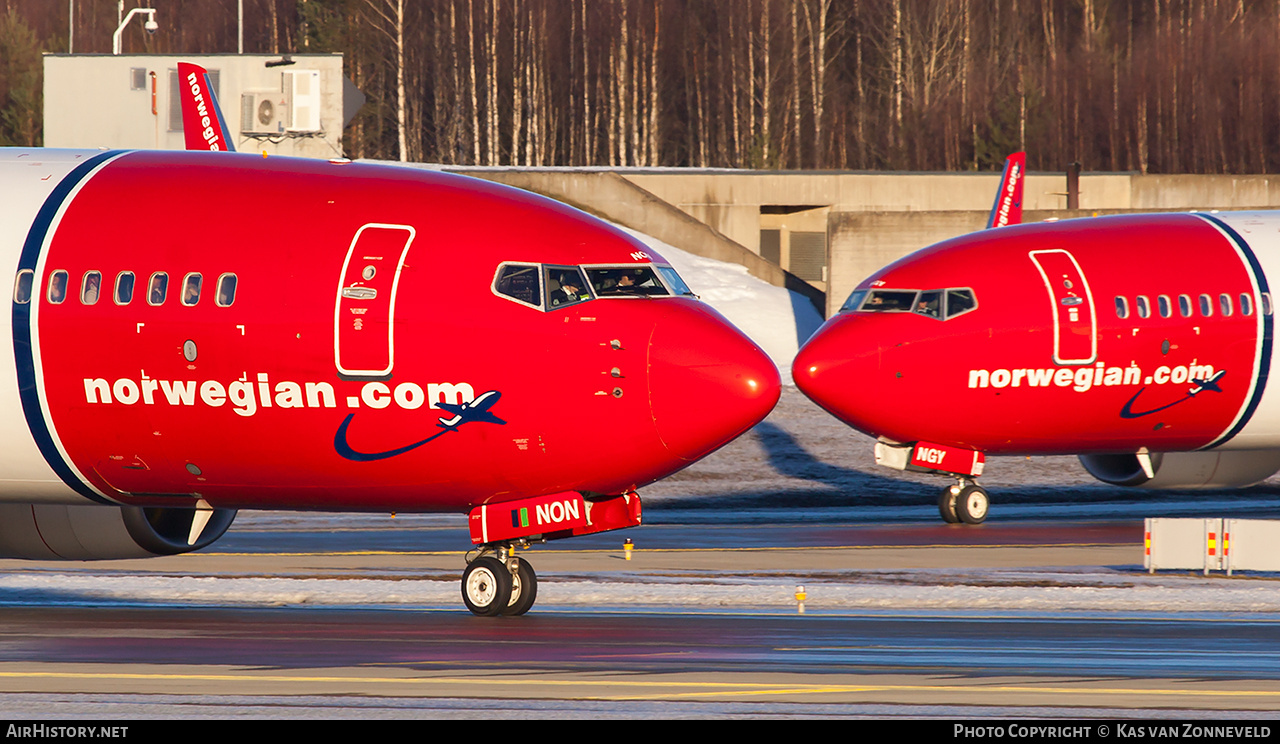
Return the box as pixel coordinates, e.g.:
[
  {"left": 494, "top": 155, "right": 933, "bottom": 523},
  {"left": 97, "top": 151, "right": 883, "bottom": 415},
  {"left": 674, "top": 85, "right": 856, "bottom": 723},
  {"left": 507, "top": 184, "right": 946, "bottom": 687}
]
[
  {"left": 986, "top": 151, "right": 1025, "bottom": 228},
  {"left": 177, "top": 62, "right": 235, "bottom": 152}
]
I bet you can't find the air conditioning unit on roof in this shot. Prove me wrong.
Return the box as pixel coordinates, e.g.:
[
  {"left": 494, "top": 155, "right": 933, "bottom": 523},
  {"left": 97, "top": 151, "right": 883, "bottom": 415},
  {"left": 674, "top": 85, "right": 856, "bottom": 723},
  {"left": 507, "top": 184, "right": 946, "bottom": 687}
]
[
  {"left": 285, "top": 70, "right": 321, "bottom": 133},
  {"left": 241, "top": 91, "right": 287, "bottom": 134}
]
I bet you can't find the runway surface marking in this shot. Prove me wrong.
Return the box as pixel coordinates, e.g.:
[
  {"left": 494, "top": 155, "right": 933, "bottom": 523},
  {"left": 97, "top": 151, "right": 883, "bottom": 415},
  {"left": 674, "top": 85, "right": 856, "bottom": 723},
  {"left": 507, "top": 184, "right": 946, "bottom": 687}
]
[
  {"left": 202, "top": 543, "right": 1124, "bottom": 557},
  {"left": 0, "top": 668, "right": 1276, "bottom": 704}
]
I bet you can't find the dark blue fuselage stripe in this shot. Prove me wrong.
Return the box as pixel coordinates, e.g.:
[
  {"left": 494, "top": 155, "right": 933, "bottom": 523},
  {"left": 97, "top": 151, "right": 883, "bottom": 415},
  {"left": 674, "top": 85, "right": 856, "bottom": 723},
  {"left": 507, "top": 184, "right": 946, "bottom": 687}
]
[
  {"left": 1199, "top": 213, "right": 1273, "bottom": 449},
  {"left": 13, "top": 150, "right": 124, "bottom": 504}
]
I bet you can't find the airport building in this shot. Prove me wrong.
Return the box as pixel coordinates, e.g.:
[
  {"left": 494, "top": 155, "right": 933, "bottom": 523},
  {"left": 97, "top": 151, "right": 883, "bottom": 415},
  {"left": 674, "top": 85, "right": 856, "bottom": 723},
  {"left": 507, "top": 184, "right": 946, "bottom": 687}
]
[{"left": 44, "top": 53, "right": 356, "bottom": 160}]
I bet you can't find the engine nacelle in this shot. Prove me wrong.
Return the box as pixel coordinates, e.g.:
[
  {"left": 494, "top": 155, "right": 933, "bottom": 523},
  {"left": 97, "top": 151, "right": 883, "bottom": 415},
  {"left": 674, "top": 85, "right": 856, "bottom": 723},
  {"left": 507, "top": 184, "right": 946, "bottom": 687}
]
[
  {"left": 1079, "top": 450, "right": 1280, "bottom": 489},
  {"left": 0, "top": 504, "right": 236, "bottom": 560}
]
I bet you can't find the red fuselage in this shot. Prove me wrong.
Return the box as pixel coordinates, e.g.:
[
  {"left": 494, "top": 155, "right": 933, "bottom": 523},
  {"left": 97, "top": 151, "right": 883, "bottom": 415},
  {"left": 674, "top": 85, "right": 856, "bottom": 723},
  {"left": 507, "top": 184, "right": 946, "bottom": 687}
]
[
  {"left": 6, "top": 149, "right": 780, "bottom": 513},
  {"left": 794, "top": 213, "right": 1280, "bottom": 456}
]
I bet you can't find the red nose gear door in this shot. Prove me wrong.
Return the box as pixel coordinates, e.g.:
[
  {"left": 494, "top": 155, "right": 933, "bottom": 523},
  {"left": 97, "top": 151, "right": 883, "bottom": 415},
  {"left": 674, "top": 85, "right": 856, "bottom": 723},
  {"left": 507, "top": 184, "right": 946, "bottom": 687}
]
[
  {"left": 1029, "top": 249, "right": 1097, "bottom": 365},
  {"left": 335, "top": 223, "right": 415, "bottom": 377}
]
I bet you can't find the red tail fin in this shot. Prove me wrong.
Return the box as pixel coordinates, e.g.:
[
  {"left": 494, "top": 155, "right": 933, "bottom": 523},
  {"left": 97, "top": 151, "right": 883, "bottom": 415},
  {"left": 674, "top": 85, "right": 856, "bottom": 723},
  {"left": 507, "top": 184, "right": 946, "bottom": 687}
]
[
  {"left": 177, "top": 62, "right": 235, "bottom": 152},
  {"left": 986, "top": 151, "right": 1024, "bottom": 228}
]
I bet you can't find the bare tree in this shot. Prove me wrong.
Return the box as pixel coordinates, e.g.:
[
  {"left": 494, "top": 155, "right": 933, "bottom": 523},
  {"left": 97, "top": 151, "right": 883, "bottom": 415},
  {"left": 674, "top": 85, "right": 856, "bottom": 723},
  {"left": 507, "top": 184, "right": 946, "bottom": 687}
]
[{"left": 363, "top": 0, "right": 411, "bottom": 161}]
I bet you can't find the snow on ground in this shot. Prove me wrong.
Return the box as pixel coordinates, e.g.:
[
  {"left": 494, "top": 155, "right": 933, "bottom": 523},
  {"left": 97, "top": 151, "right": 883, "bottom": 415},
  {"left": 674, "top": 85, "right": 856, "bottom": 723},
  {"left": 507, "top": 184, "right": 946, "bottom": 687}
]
[
  {"left": 3, "top": 568, "right": 1280, "bottom": 614},
  {"left": 618, "top": 226, "right": 825, "bottom": 385}
]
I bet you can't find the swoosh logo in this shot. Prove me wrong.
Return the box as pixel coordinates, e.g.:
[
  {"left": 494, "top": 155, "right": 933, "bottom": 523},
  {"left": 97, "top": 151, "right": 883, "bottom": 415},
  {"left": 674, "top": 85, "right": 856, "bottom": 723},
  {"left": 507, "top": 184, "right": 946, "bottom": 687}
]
[
  {"left": 333, "top": 413, "right": 455, "bottom": 462},
  {"left": 1119, "top": 387, "right": 1195, "bottom": 419},
  {"left": 1119, "top": 372, "right": 1226, "bottom": 419},
  {"left": 334, "top": 389, "right": 507, "bottom": 462}
]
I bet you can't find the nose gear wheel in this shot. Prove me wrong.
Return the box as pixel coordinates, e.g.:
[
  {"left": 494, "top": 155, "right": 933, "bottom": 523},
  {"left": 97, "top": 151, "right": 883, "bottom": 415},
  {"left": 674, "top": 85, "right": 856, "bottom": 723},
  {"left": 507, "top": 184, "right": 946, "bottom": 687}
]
[
  {"left": 501, "top": 556, "right": 538, "bottom": 616},
  {"left": 462, "top": 555, "right": 512, "bottom": 616},
  {"left": 956, "top": 484, "right": 989, "bottom": 524}
]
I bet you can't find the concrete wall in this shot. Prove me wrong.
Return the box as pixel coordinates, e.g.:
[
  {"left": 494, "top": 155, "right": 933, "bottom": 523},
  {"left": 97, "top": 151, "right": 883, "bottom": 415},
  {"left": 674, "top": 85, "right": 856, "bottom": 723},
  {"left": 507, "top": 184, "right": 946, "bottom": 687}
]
[
  {"left": 624, "top": 171, "right": 1135, "bottom": 253},
  {"left": 827, "top": 211, "right": 987, "bottom": 316},
  {"left": 44, "top": 54, "right": 346, "bottom": 158},
  {"left": 455, "top": 169, "right": 785, "bottom": 284},
  {"left": 1130, "top": 175, "right": 1280, "bottom": 209}
]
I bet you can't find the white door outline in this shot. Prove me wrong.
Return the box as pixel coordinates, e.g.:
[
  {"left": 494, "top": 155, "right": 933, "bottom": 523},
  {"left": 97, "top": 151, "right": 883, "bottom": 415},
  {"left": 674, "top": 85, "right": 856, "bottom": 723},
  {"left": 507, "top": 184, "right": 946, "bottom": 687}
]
[
  {"left": 1029, "top": 248, "right": 1098, "bottom": 365},
  {"left": 334, "top": 223, "right": 416, "bottom": 377}
]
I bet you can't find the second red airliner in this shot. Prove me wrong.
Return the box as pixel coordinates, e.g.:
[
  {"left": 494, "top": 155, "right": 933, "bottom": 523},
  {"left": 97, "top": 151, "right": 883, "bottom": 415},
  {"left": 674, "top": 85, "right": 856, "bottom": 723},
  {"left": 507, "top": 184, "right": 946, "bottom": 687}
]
[{"left": 795, "top": 211, "right": 1280, "bottom": 523}]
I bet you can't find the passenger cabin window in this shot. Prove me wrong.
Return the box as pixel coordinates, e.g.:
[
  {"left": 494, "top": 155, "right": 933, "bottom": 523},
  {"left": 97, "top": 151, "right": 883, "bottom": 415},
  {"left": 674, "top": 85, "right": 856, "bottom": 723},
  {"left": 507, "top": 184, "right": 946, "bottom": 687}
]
[
  {"left": 1241, "top": 293, "right": 1254, "bottom": 316},
  {"left": 182, "top": 273, "right": 202, "bottom": 306},
  {"left": 1219, "top": 293, "right": 1233, "bottom": 317},
  {"left": 1114, "top": 296, "right": 1129, "bottom": 319},
  {"left": 13, "top": 270, "right": 32, "bottom": 304},
  {"left": 586, "top": 266, "right": 670, "bottom": 297},
  {"left": 47, "top": 271, "right": 68, "bottom": 304},
  {"left": 1179, "top": 294, "right": 1193, "bottom": 318},
  {"left": 81, "top": 271, "right": 101, "bottom": 305},
  {"left": 545, "top": 266, "right": 591, "bottom": 309},
  {"left": 1157, "top": 295, "right": 1172, "bottom": 318},
  {"left": 1264, "top": 293, "right": 1273, "bottom": 316},
  {"left": 147, "top": 272, "right": 168, "bottom": 305},
  {"left": 115, "top": 272, "right": 135, "bottom": 305},
  {"left": 1199, "top": 294, "right": 1213, "bottom": 317},
  {"left": 494, "top": 263, "right": 541, "bottom": 307},
  {"left": 216, "top": 273, "right": 237, "bottom": 307},
  {"left": 1135, "top": 295, "right": 1150, "bottom": 319}
]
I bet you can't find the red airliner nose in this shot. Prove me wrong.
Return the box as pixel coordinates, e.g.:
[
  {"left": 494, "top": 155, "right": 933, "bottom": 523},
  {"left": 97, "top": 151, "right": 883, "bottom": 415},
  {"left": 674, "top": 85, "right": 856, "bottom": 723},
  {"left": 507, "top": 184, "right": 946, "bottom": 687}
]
[
  {"left": 791, "top": 316, "right": 878, "bottom": 430},
  {"left": 648, "top": 304, "right": 781, "bottom": 461}
]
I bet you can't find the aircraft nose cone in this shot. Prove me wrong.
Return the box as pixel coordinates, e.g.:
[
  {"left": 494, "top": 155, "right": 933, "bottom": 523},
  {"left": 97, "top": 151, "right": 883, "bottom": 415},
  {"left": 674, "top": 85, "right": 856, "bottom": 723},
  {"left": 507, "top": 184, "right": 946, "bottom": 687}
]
[
  {"left": 792, "top": 317, "right": 874, "bottom": 428},
  {"left": 648, "top": 304, "right": 781, "bottom": 461}
]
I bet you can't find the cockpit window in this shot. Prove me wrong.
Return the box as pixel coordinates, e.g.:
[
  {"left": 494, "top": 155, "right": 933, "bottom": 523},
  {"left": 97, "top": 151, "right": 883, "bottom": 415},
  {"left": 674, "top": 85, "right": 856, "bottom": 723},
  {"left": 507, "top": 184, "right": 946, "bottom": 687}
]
[
  {"left": 586, "top": 266, "right": 671, "bottom": 297},
  {"left": 945, "top": 288, "right": 977, "bottom": 318},
  {"left": 497, "top": 261, "right": 694, "bottom": 311},
  {"left": 844, "top": 287, "right": 978, "bottom": 320},
  {"left": 915, "top": 290, "right": 942, "bottom": 318},
  {"left": 546, "top": 265, "right": 592, "bottom": 309},
  {"left": 655, "top": 266, "right": 696, "bottom": 297},
  {"left": 494, "top": 263, "right": 542, "bottom": 307},
  {"left": 839, "top": 289, "right": 868, "bottom": 313},
  {"left": 861, "top": 290, "right": 918, "bottom": 312}
]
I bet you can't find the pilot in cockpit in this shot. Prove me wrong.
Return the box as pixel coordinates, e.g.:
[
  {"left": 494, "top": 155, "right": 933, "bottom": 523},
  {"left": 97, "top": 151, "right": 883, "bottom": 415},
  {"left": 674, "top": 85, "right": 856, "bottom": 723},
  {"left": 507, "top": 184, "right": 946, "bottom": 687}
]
[{"left": 558, "top": 279, "right": 582, "bottom": 303}]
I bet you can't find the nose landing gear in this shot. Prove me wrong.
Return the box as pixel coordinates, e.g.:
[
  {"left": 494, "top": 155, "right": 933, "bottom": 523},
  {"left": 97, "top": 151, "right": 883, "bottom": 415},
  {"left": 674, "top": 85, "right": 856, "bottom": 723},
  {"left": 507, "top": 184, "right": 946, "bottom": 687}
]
[
  {"left": 875, "top": 440, "right": 989, "bottom": 525},
  {"left": 459, "top": 490, "right": 643, "bottom": 616}
]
